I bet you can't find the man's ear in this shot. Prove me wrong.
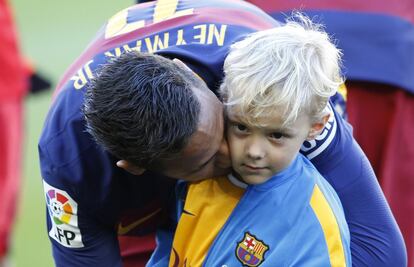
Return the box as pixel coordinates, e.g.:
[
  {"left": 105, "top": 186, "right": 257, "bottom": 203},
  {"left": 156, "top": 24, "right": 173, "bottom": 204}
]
[
  {"left": 306, "top": 113, "right": 330, "bottom": 141},
  {"left": 116, "top": 160, "right": 146, "bottom": 176},
  {"left": 173, "top": 58, "right": 191, "bottom": 71},
  {"left": 173, "top": 58, "right": 204, "bottom": 82}
]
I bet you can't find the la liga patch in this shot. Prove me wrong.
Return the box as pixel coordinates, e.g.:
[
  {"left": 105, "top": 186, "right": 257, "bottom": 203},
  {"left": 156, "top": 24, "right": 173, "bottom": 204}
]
[{"left": 43, "top": 180, "right": 84, "bottom": 248}]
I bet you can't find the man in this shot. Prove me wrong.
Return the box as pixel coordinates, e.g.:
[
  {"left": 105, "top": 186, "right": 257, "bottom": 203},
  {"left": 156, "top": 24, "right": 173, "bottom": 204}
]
[
  {"left": 39, "top": 1, "right": 278, "bottom": 266},
  {"left": 39, "top": 0, "right": 405, "bottom": 266}
]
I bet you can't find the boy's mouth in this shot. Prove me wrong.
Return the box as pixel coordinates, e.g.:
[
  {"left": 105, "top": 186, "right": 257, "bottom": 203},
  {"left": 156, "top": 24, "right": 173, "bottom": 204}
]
[{"left": 242, "top": 164, "right": 267, "bottom": 171}]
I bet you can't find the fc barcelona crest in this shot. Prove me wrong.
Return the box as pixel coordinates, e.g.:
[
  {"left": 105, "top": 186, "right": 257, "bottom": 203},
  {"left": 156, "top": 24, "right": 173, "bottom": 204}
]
[{"left": 235, "top": 232, "right": 269, "bottom": 267}]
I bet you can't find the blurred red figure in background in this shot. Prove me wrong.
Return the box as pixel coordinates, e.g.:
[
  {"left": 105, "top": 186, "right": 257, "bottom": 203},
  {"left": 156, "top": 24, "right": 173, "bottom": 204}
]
[
  {"left": 248, "top": 0, "right": 414, "bottom": 266},
  {"left": 0, "top": 0, "right": 29, "bottom": 266}
]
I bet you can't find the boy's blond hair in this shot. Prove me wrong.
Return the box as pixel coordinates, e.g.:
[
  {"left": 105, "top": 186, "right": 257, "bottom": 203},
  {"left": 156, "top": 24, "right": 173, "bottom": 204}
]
[{"left": 220, "top": 14, "right": 343, "bottom": 127}]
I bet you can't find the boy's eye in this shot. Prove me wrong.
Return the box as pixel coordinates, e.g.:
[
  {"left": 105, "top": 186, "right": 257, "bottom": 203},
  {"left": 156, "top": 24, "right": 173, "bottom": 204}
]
[
  {"left": 236, "top": 124, "right": 247, "bottom": 132},
  {"left": 230, "top": 122, "right": 249, "bottom": 134},
  {"left": 269, "top": 132, "right": 283, "bottom": 139}
]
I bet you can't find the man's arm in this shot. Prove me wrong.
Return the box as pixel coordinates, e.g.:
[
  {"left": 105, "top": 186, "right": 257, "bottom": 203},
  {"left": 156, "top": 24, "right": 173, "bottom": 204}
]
[
  {"left": 323, "top": 138, "right": 407, "bottom": 266},
  {"left": 39, "top": 84, "right": 126, "bottom": 266},
  {"left": 42, "top": 176, "right": 123, "bottom": 267},
  {"left": 40, "top": 153, "right": 123, "bottom": 266},
  {"left": 45, "top": 209, "right": 122, "bottom": 267},
  {"left": 301, "top": 104, "right": 407, "bottom": 266}
]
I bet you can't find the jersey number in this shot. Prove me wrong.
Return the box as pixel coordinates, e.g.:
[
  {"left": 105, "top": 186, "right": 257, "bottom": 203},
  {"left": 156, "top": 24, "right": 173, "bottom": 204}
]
[{"left": 105, "top": 0, "right": 194, "bottom": 39}]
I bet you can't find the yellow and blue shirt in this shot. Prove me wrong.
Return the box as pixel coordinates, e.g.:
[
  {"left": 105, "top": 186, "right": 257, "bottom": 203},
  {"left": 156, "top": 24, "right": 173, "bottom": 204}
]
[{"left": 150, "top": 154, "right": 351, "bottom": 267}]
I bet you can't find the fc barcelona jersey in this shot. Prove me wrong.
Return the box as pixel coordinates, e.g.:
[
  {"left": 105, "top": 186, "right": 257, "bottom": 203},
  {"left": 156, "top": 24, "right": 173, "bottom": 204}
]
[{"left": 163, "top": 154, "right": 351, "bottom": 266}]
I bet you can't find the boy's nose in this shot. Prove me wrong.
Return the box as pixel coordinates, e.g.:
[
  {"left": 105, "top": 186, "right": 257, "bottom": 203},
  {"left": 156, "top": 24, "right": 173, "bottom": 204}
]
[{"left": 246, "top": 140, "right": 266, "bottom": 160}]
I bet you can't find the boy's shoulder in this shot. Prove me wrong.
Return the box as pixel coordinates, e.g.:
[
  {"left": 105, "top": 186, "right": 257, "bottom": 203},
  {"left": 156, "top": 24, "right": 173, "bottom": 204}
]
[
  {"left": 295, "top": 154, "right": 342, "bottom": 207},
  {"left": 292, "top": 154, "right": 349, "bottom": 241},
  {"left": 267, "top": 154, "right": 343, "bottom": 223}
]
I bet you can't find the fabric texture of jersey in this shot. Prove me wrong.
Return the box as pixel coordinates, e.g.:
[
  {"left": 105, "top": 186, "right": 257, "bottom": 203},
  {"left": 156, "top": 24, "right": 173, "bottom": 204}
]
[
  {"left": 38, "top": 1, "right": 278, "bottom": 266},
  {"left": 157, "top": 154, "right": 351, "bottom": 267}
]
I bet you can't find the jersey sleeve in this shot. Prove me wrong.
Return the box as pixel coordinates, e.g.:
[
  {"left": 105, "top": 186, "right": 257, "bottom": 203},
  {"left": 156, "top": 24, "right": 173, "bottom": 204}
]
[
  {"left": 40, "top": 79, "right": 168, "bottom": 266},
  {"left": 45, "top": 210, "right": 122, "bottom": 267},
  {"left": 39, "top": 81, "right": 124, "bottom": 266},
  {"left": 300, "top": 103, "right": 406, "bottom": 266},
  {"left": 41, "top": 169, "right": 123, "bottom": 267}
]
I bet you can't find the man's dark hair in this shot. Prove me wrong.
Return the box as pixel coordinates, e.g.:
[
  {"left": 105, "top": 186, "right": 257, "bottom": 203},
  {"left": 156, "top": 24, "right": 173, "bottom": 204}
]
[{"left": 83, "top": 51, "right": 203, "bottom": 170}]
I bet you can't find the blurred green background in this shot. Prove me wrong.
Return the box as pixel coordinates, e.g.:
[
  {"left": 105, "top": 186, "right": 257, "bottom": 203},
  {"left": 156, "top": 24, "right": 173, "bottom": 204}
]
[{"left": 9, "top": 1, "right": 133, "bottom": 266}]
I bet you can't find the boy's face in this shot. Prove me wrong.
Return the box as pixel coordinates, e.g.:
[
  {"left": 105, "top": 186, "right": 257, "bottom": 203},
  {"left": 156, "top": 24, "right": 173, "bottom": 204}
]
[{"left": 226, "top": 110, "right": 315, "bottom": 184}]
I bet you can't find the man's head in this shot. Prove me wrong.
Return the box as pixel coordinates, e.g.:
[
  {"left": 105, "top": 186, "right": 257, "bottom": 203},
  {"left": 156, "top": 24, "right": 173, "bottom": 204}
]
[
  {"left": 83, "top": 52, "right": 230, "bottom": 181},
  {"left": 220, "top": 14, "right": 343, "bottom": 184}
]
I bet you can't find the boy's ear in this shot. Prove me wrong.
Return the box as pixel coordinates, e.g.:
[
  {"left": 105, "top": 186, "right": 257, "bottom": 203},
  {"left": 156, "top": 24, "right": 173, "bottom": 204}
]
[
  {"left": 306, "top": 113, "right": 330, "bottom": 140},
  {"left": 116, "top": 160, "right": 146, "bottom": 176}
]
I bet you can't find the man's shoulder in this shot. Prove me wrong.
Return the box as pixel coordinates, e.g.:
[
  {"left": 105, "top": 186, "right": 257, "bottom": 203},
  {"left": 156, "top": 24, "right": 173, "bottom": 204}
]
[{"left": 300, "top": 102, "right": 356, "bottom": 177}]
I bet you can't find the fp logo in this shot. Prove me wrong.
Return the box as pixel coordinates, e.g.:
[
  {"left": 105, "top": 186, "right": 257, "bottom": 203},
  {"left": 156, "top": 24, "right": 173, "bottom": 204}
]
[{"left": 43, "top": 181, "right": 84, "bottom": 248}]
